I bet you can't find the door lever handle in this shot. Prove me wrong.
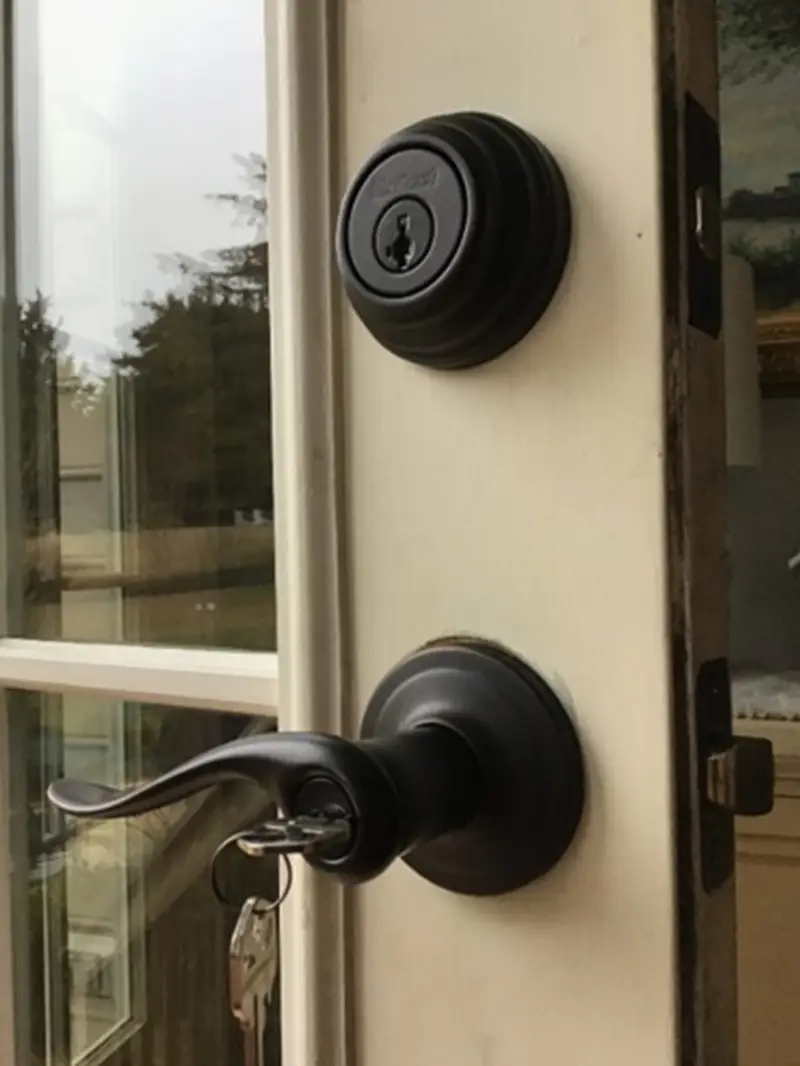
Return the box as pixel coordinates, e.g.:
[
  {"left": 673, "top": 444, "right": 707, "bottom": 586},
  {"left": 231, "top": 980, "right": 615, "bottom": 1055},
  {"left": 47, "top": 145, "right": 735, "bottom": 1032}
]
[
  {"left": 49, "top": 727, "right": 479, "bottom": 885},
  {"left": 48, "top": 731, "right": 387, "bottom": 817},
  {"left": 48, "top": 638, "right": 585, "bottom": 897}
]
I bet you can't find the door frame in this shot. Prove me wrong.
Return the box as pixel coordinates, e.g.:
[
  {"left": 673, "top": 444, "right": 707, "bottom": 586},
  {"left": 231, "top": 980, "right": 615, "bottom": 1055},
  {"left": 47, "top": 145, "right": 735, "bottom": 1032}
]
[
  {"left": 265, "top": 3, "right": 348, "bottom": 1065},
  {"left": 662, "top": 6, "right": 739, "bottom": 1065}
]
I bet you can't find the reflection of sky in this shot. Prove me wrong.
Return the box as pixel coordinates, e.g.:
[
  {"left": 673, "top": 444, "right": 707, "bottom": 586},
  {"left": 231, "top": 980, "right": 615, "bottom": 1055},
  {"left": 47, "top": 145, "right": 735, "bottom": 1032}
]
[
  {"left": 15, "top": 0, "right": 267, "bottom": 365},
  {"left": 721, "top": 47, "right": 800, "bottom": 195}
]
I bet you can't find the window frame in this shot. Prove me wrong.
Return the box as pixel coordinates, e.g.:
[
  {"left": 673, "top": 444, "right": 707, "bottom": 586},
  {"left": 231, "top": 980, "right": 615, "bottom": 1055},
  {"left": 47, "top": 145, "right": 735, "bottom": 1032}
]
[{"left": 0, "top": 2, "right": 347, "bottom": 1066}]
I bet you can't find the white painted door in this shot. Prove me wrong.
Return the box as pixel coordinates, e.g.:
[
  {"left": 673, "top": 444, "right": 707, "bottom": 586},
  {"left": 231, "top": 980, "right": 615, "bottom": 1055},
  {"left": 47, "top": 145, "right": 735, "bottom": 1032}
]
[
  {"left": 269, "top": 3, "right": 744, "bottom": 1066},
  {"left": 0, "top": 1, "right": 768, "bottom": 1066}
]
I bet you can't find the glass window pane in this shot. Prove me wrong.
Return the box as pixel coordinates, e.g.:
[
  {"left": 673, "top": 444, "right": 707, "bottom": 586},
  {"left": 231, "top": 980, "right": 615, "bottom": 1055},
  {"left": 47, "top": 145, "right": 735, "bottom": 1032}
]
[
  {"left": 11, "top": 0, "right": 274, "bottom": 650},
  {"left": 721, "top": 6, "right": 800, "bottom": 1065},
  {"left": 12, "top": 691, "right": 279, "bottom": 1066}
]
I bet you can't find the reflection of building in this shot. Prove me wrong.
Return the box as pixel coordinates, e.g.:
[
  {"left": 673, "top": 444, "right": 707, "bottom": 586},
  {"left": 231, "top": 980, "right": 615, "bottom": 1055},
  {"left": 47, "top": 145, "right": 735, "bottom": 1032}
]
[
  {"left": 54, "top": 371, "right": 139, "bottom": 1066},
  {"left": 58, "top": 368, "right": 135, "bottom": 639},
  {"left": 768, "top": 171, "right": 800, "bottom": 197},
  {"left": 43, "top": 354, "right": 272, "bottom": 1066}
]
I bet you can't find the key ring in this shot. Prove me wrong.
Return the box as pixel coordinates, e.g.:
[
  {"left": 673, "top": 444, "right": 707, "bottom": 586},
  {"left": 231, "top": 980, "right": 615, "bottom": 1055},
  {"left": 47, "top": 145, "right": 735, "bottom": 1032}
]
[
  {"left": 209, "top": 812, "right": 351, "bottom": 914},
  {"left": 210, "top": 830, "right": 294, "bottom": 914}
]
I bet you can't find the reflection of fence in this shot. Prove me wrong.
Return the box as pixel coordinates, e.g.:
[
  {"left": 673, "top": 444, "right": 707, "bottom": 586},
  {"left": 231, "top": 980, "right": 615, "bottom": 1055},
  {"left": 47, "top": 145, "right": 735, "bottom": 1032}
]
[{"left": 26, "top": 524, "right": 276, "bottom": 598}]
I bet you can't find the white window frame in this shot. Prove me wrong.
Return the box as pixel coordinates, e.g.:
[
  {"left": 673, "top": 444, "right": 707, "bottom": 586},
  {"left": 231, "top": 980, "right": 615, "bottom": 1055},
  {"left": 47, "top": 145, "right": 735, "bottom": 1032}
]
[
  {"left": 0, "top": 641, "right": 278, "bottom": 714},
  {"left": 0, "top": 3, "right": 347, "bottom": 1066}
]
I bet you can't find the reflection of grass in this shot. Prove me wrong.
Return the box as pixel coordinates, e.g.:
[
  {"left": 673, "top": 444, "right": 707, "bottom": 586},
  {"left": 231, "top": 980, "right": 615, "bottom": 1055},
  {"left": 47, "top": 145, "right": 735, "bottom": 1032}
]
[{"left": 728, "top": 232, "right": 800, "bottom": 310}]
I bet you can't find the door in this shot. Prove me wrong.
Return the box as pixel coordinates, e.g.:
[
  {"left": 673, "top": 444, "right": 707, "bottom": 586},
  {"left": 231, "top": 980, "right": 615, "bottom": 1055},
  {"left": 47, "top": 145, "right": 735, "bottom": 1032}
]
[
  {"left": 285, "top": 2, "right": 733, "bottom": 1066},
  {"left": 0, "top": 3, "right": 751, "bottom": 1066}
]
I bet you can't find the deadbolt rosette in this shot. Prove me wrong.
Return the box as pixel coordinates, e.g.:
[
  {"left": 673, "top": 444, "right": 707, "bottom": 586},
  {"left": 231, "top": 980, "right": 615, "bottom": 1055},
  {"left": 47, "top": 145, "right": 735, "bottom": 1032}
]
[{"left": 336, "top": 111, "right": 572, "bottom": 369}]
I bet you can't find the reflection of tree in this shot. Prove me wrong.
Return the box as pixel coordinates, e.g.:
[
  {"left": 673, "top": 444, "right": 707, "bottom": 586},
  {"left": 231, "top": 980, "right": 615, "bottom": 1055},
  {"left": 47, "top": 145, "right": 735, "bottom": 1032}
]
[
  {"left": 729, "top": 234, "right": 800, "bottom": 308},
  {"left": 725, "top": 187, "right": 800, "bottom": 221},
  {"left": 116, "top": 153, "right": 272, "bottom": 530},
  {"left": 719, "top": 0, "right": 800, "bottom": 70},
  {"left": 20, "top": 294, "right": 63, "bottom": 537},
  {"left": 719, "top": 0, "right": 800, "bottom": 308},
  {"left": 19, "top": 294, "right": 67, "bottom": 629},
  {"left": 723, "top": 186, "right": 800, "bottom": 309},
  {"left": 20, "top": 297, "right": 100, "bottom": 510},
  {"left": 21, "top": 153, "right": 273, "bottom": 542}
]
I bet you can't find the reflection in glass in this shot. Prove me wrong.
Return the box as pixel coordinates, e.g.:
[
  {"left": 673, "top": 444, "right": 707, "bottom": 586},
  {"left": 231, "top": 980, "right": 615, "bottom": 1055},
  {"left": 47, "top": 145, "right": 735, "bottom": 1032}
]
[
  {"left": 12, "top": 0, "right": 274, "bottom": 650},
  {"left": 721, "top": 5, "right": 800, "bottom": 1066},
  {"left": 721, "top": 8, "right": 800, "bottom": 701},
  {"left": 14, "top": 691, "right": 279, "bottom": 1066}
]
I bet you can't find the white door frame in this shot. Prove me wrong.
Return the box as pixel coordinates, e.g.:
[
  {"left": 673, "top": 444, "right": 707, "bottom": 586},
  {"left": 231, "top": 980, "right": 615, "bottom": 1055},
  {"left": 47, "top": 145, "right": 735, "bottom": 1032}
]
[{"left": 265, "top": 3, "right": 347, "bottom": 1065}]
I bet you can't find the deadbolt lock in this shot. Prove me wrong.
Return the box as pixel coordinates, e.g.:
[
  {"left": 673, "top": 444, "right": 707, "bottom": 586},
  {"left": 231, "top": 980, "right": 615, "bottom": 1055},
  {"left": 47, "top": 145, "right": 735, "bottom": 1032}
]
[{"left": 335, "top": 111, "right": 572, "bottom": 370}]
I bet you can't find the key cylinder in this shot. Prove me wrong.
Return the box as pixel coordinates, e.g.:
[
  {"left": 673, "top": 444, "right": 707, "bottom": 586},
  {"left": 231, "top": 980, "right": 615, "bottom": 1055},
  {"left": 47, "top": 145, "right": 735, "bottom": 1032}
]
[
  {"left": 343, "top": 145, "right": 466, "bottom": 299},
  {"left": 374, "top": 199, "right": 434, "bottom": 274}
]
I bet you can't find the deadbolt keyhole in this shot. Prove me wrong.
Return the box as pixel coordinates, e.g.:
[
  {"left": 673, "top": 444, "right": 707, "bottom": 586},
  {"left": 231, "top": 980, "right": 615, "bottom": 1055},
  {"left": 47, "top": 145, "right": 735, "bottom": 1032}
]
[
  {"left": 373, "top": 198, "right": 434, "bottom": 275},
  {"left": 386, "top": 214, "right": 414, "bottom": 271}
]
